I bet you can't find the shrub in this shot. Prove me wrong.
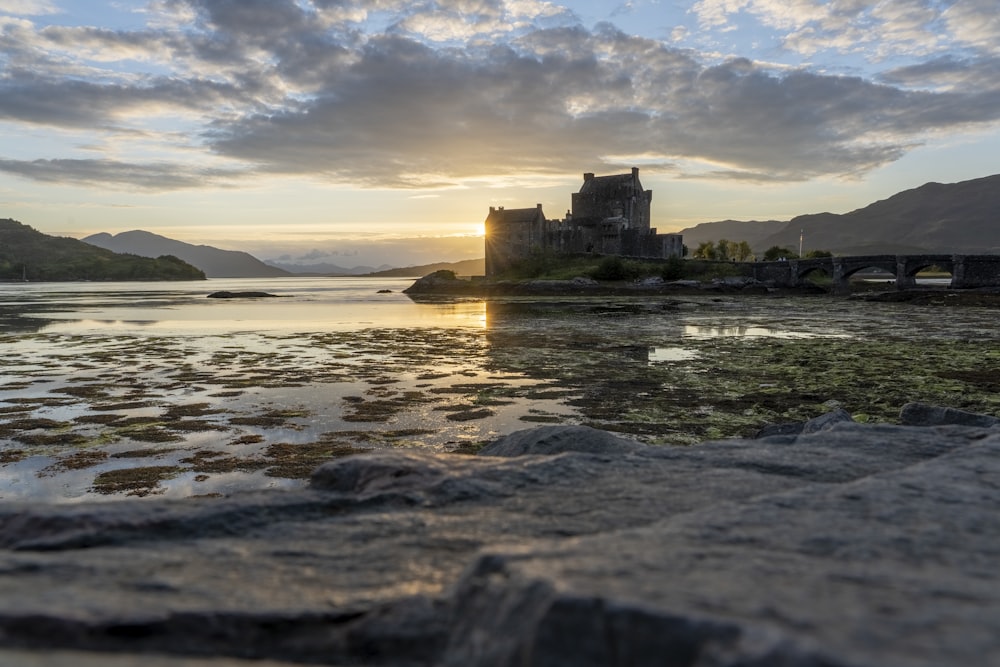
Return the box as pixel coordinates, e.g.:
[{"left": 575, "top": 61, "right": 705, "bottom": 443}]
[
  {"left": 590, "top": 256, "right": 647, "bottom": 281},
  {"left": 660, "top": 255, "right": 686, "bottom": 281}
]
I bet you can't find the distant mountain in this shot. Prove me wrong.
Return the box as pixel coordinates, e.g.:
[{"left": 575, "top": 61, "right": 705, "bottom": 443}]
[
  {"left": 263, "top": 260, "right": 392, "bottom": 276},
  {"left": 365, "top": 258, "right": 486, "bottom": 277},
  {"left": 0, "top": 219, "right": 204, "bottom": 281},
  {"left": 678, "top": 174, "right": 1000, "bottom": 255},
  {"left": 84, "top": 230, "right": 290, "bottom": 278}
]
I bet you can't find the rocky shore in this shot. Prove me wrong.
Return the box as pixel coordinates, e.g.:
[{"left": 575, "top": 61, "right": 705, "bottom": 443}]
[
  {"left": 402, "top": 271, "right": 819, "bottom": 297},
  {"left": 0, "top": 402, "right": 997, "bottom": 666},
  {"left": 402, "top": 269, "right": 1000, "bottom": 303}
]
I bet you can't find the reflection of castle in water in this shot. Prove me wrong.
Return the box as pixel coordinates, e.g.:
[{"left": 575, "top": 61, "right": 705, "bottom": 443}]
[{"left": 484, "top": 168, "right": 684, "bottom": 277}]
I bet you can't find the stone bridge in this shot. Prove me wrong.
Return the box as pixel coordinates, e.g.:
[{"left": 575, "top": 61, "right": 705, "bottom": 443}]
[{"left": 746, "top": 255, "right": 1000, "bottom": 292}]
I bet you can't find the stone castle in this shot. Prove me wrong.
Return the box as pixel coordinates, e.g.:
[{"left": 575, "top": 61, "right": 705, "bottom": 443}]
[{"left": 484, "top": 167, "right": 683, "bottom": 277}]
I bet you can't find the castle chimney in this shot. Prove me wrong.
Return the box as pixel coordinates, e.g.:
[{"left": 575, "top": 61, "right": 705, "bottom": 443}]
[
  {"left": 632, "top": 167, "right": 639, "bottom": 178},
  {"left": 583, "top": 172, "right": 594, "bottom": 181},
  {"left": 537, "top": 203, "right": 542, "bottom": 209}
]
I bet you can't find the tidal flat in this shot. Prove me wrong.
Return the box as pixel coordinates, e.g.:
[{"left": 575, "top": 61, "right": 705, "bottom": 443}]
[{"left": 2, "top": 278, "right": 999, "bottom": 502}]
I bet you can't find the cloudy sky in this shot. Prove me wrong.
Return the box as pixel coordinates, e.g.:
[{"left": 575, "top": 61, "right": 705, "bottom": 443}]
[{"left": 1, "top": 0, "right": 998, "bottom": 267}]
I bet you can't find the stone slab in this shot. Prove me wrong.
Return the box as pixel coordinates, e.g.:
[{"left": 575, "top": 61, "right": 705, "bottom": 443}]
[{"left": 0, "top": 421, "right": 995, "bottom": 665}]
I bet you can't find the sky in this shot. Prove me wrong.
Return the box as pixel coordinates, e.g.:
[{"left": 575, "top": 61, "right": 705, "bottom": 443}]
[{"left": 1, "top": 0, "right": 999, "bottom": 268}]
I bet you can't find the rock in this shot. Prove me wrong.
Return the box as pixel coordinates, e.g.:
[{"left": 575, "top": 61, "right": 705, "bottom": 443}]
[
  {"left": 754, "top": 407, "right": 855, "bottom": 438},
  {"left": 0, "top": 421, "right": 997, "bottom": 666},
  {"left": 377, "top": 289, "right": 393, "bottom": 293},
  {"left": 207, "top": 291, "right": 278, "bottom": 299},
  {"left": 478, "top": 424, "right": 645, "bottom": 457},
  {"left": 402, "top": 270, "right": 473, "bottom": 295},
  {"left": 801, "top": 407, "right": 855, "bottom": 433},
  {"left": 753, "top": 421, "right": 804, "bottom": 438},
  {"left": 900, "top": 401, "right": 1000, "bottom": 427}
]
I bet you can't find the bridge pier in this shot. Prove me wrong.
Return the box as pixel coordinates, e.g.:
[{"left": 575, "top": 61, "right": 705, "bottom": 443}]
[
  {"left": 951, "top": 255, "right": 1000, "bottom": 288},
  {"left": 831, "top": 258, "right": 850, "bottom": 294},
  {"left": 895, "top": 258, "right": 916, "bottom": 290},
  {"left": 787, "top": 260, "right": 801, "bottom": 287}
]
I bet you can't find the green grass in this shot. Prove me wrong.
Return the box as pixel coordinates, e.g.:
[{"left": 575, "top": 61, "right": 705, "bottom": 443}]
[{"left": 497, "top": 253, "right": 698, "bottom": 282}]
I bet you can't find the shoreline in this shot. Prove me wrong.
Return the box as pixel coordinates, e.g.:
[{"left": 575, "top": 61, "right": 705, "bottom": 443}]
[{"left": 403, "top": 271, "right": 1000, "bottom": 304}]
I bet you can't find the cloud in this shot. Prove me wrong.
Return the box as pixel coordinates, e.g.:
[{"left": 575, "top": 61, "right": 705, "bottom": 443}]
[
  {"left": 0, "top": 0, "right": 999, "bottom": 193},
  {"left": 0, "top": 1, "right": 58, "bottom": 16},
  {"left": 692, "top": 0, "right": 1000, "bottom": 60},
  {"left": 879, "top": 55, "right": 1000, "bottom": 91},
  {"left": 0, "top": 157, "right": 244, "bottom": 190},
  {"left": 209, "top": 24, "right": 1000, "bottom": 184}
]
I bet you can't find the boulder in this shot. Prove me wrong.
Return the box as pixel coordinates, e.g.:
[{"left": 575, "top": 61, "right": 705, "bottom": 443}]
[
  {"left": 207, "top": 291, "right": 278, "bottom": 299},
  {"left": 477, "top": 424, "right": 645, "bottom": 457},
  {"left": 900, "top": 401, "right": 1000, "bottom": 427},
  {"left": 0, "top": 417, "right": 997, "bottom": 666},
  {"left": 754, "top": 407, "right": 855, "bottom": 438},
  {"left": 402, "top": 270, "right": 473, "bottom": 295}
]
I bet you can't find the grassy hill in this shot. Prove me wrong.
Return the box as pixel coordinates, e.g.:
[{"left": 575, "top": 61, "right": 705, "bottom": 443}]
[{"left": 0, "top": 219, "right": 205, "bottom": 281}]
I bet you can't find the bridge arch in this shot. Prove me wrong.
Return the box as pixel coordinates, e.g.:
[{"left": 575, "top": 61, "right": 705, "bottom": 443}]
[
  {"left": 902, "top": 255, "right": 954, "bottom": 279},
  {"left": 797, "top": 264, "right": 832, "bottom": 284}
]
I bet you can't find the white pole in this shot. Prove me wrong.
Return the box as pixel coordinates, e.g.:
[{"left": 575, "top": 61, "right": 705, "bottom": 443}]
[{"left": 799, "top": 229, "right": 804, "bottom": 257}]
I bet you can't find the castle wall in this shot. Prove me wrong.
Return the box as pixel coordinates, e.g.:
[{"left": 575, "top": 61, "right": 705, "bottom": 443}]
[{"left": 483, "top": 169, "right": 682, "bottom": 277}]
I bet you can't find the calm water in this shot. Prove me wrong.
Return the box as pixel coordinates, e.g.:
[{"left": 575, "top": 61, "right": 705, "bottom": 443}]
[
  {"left": 0, "top": 277, "right": 486, "bottom": 334},
  {"left": 2, "top": 277, "right": 999, "bottom": 503}
]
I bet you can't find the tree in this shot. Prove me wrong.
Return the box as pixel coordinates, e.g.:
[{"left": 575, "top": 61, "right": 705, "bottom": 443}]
[
  {"left": 693, "top": 241, "right": 716, "bottom": 260},
  {"left": 805, "top": 249, "right": 833, "bottom": 258},
  {"left": 763, "top": 246, "right": 798, "bottom": 261},
  {"left": 715, "top": 239, "right": 731, "bottom": 261}
]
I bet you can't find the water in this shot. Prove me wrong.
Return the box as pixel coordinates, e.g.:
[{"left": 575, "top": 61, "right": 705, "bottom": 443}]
[
  {"left": 0, "top": 277, "right": 486, "bottom": 334},
  {"left": 2, "top": 278, "right": 999, "bottom": 503}
]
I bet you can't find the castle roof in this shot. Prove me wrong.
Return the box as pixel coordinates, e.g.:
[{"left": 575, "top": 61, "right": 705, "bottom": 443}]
[
  {"left": 578, "top": 173, "right": 640, "bottom": 197},
  {"left": 485, "top": 205, "right": 546, "bottom": 224}
]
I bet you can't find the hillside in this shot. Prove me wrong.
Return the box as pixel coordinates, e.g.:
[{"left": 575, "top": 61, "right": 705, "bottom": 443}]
[
  {"left": 84, "top": 230, "right": 290, "bottom": 278},
  {"left": 0, "top": 219, "right": 205, "bottom": 281},
  {"left": 678, "top": 174, "right": 1000, "bottom": 255},
  {"left": 677, "top": 219, "right": 787, "bottom": 250},
  {"left": 365, "top": 258, "right": 485, "bottom": 277}
]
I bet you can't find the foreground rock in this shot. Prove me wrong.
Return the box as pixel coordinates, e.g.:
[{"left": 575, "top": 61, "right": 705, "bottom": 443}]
[{"left": 0, "top": 415, "right": 997, "bottom": 666}]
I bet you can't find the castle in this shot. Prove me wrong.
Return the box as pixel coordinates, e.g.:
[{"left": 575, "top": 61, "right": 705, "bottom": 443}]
[{"left": 484, "top": 168, "right": 683, "bottom": 277}]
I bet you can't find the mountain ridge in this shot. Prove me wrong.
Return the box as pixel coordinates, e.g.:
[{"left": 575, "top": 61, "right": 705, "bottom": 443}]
[
  {"left": 0, "top": 219, "right": 205, "bottom": 281},
  {"left": 84, "top": 230, "right": 291, "bottom": 278},
  {"left": 678, "top": 173, "right": 1000, "bottom": 255}
]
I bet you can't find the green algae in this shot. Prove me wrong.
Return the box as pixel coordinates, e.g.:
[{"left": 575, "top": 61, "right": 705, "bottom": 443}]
[
  {"left": 112, "top": 448, "right": 179, "bottom": 459},
  {"left": 262, "top": 440, "right": 362, "bottom": 478},
  {"left": 39, "top": 450, "right": 109, "bottom": 475},
  {"left": 228, "top": 409, "right": 309, "bottom": 428},
  {"left": 0, "top": 449, "right": 26, "bottom": 464},
  {"left": 91, "top": 465, "right": 182, "bottom": 497}
]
